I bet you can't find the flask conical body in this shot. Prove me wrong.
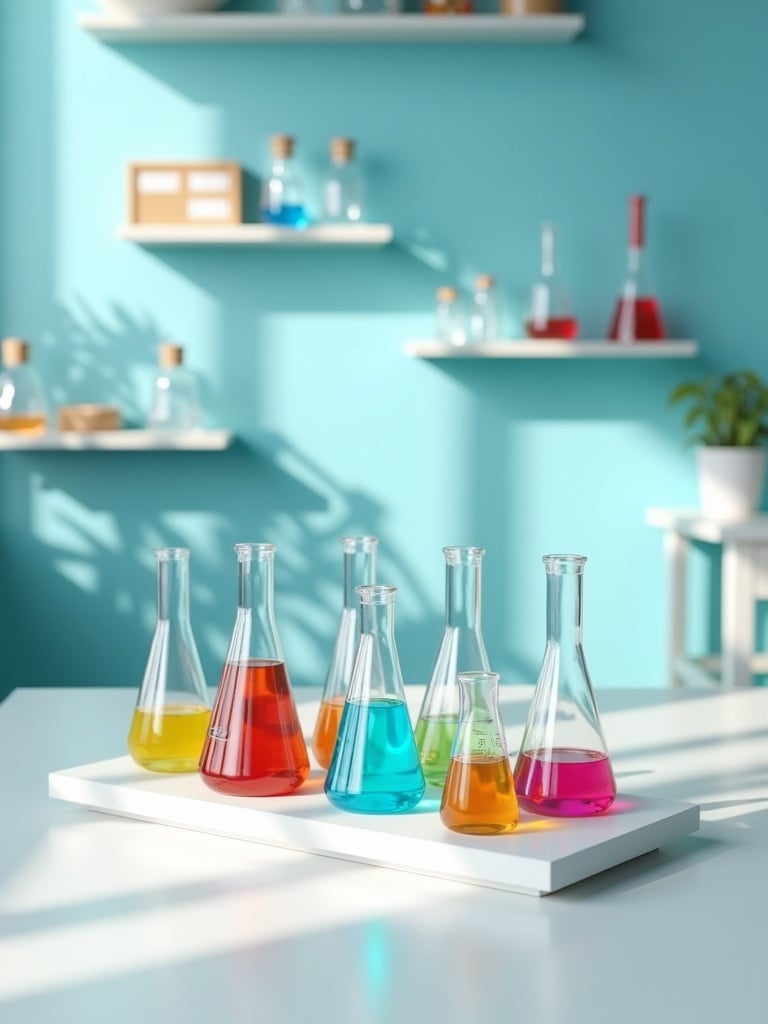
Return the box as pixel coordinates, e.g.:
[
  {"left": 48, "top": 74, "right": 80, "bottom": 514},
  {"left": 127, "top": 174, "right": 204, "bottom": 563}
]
[
  {"left": 128, "top": 548, "right": 210, "bottom": 773},
  {"left": 199, "top": 543, "right": 309, "bottom": 796},
  {"left": 440, "top": 672, "right": 518, "bottom": 835},
  {"left": 414, "top": 547, "right": 490, "bottom": 789},
  {"left": 325, "top": 585, "right": 425, "bottom": 814},
  {"left": 514, "top": 555, "right": 616, "bottom": 816},
  {"left": 312, "top": 536, "right": 377, "bottom": 769}
]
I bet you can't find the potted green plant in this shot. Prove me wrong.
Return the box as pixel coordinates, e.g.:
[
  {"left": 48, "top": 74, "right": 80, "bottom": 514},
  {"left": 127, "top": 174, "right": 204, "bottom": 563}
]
[{"left": 668, "top": 370, "right": 768, "bottom": 519}]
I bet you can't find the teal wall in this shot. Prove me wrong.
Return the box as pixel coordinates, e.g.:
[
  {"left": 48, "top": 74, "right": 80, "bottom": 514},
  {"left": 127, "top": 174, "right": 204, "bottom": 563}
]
[{"left": 1, "top": 0, "right": 767, "bottom": 699}]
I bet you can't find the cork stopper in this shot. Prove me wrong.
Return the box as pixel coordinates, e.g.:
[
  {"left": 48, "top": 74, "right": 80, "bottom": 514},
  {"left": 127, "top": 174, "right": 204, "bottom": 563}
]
[
  {"left": 270, "top": 134, "right": 295, "bottom": 159},
  {"left": 475, "top": 274, "right": 495, "bottom": 291},
  {"left": 2, "top": 337, "right": 30, "bottom": 366},
  {"left": 158, "top": 342, "right": 184, "bottom": 368},
  {"left": 330, "top": 137, "right": 355, "bottom": 164},
  {"left": 436, "top": 286, "right": 458, "bottom": 303}
]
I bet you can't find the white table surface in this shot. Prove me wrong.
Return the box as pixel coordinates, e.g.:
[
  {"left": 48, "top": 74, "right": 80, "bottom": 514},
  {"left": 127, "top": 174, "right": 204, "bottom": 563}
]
[{"left": 1, "top": 685, "right": 767, "bottom": 1023}]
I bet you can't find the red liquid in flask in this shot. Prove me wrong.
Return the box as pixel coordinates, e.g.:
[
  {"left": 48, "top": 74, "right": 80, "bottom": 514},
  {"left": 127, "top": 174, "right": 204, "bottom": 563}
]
[
  {"left": 200, "top": 659, "right": 309, "bottom": 796},
  {"left": 525, "top": 316, "right": 579, "bottom": 340},
  {"left": 608, "top": 297, "right": 665, "bottom": 342},
  {"left": 515, "top": 747, "right": 616, "bottom": 817}
]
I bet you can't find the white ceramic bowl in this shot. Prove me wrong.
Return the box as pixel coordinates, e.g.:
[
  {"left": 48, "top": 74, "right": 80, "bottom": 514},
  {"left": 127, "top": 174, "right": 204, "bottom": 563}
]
[{"left": 99, "top": 0, "right": 228, "bottom": 14}]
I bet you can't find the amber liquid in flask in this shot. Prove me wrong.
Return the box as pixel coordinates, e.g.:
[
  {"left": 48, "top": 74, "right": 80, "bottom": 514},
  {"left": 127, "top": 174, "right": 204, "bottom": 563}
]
[
  {"left": 440, "top": 672, "right": 518, "bottom": 835},
  {"left": 325, "top": 585, "right": 425, "bottom": 814},
  {"left": 414, "top": 547, "right": 490, "bottom": 790},
  {"left": 514, "top": 555, "right": 616, "bottom": 816},
  {"left": 127, "top": 548, "right": 210, "bottom": 772},
  {"left": 312, "top": 536, "right": 377, "bottom": 769},
  {"left": 0, "top": 337, "right": 49, "bottom": 435},
  {"left": 199, "top": 543, "right": 309, "bottom": 796}
]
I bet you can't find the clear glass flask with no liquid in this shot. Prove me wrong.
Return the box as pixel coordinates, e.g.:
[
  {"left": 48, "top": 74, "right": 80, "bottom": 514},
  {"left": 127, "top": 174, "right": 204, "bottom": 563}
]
[
  {"left": 525, "top": 222, "right": 579, "bottom": 340},
  {"left": 440, "top": 672, "right": 518, "bottom": 835},
  {"left": 325, "top": 585, "right": 425, "bottom": 814},
  {"left": 514, "top": 555, "right": 616, "bottom": 816},
  {"left": 323, "top": 137, "right": 365, "bottom": 223},
  {"left": 608, "top": 195, "right": 666, "bottom": 342},
  {"left": 0, "top": 337, "right": 48, "bottom": 434},
  {"left": 147, "top": 342, "right": 202, "bottom": 430},
  {"left": 199, "top": 543, "right": 310, "bottom": 796},
  {"left": 414, "top": 547, "right": 490, "bottom": 789},
  {"left": 260, "top": 134, "right": 309, "bottom": 229},
  {"left": 469, "top": 274, "right": 501, "bottom": 343},
  {"left": 127, "top": 548, "right": 210, "bottom": 772},
  {"left": 312, "top": 536, "right": 378, "bottom": 769}
]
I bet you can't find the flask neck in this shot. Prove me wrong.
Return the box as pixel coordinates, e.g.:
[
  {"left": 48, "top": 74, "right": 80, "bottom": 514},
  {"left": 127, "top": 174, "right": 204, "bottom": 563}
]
[
  {"left": 360, "top": 597, "right": 394, "bottom": 640},
  {"left": 446, "top": 561, "right": 482, "bottom": 629},
  {"left": 546, "top": 569, "right": 583, "bottom": 648},
  {"left": 238, "top": 554, "right": 275, "bottom": 615},
  {"left": 157, "top": 552, "right": 190, "bottom": 623},
  {"left": 540, "top": 221, "right": 557, "bottom": 278},
  {"left": 343, "top": 547, "right": 376, "bottom": 609}
]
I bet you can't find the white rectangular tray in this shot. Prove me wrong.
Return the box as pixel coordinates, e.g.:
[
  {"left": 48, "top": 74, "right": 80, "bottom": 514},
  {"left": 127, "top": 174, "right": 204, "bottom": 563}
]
[{"left": 49, "top": 757, "right": 699, "bottom": 897}]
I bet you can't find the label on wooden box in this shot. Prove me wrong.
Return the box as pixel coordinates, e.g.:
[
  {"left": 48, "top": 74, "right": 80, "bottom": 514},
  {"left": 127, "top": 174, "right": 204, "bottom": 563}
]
[{"left": 128, "top": 162, "right": 242, "bottom": 225}]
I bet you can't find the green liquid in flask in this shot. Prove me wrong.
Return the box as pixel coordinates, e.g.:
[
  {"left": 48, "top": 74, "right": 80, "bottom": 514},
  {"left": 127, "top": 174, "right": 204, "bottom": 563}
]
[
  {"left": 325, "top": 697, "right": 425, "bottom": 814},
  {"left": 414, "top": 713, "right": 458, "bottom": 789}
]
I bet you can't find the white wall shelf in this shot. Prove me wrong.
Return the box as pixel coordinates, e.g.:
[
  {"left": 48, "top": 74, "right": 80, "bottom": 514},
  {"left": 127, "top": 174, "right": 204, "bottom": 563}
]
[
  {"left": 79, "top": 13, "right": 585, "bottom": 45},
  {"left": 405, "top": 339, "right": 700, "bottom": 359},
  {"left": 0, "top": 429, "right": 234, "bottom": 451},
  {"left": 119, "top": 223, "right": 394, "bottom": 247}
]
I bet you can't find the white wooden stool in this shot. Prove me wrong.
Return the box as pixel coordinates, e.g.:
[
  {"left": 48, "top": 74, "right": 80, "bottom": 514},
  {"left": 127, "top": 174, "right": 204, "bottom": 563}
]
[{"left": 646, "top": 507, "right": 768, "bottom": 688}]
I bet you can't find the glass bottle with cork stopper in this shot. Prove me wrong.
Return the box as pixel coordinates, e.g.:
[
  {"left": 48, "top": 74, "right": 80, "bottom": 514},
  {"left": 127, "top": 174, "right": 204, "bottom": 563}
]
[
  {"left": 0, "top": 337, "right": 48, "bottom": 434},
  {"left": 324, "top": 137, "right": 365, "bottom": 224},
  {"left": 148, "top": 342, "right": 202, "bottom": 430},
  {"left": 469, "top": 274, "right": 501, "bottom": 343},
  {"left": 260, "top": 134, "right": 309, "bottom": 228},
  {"left": 435, "top": 286, "right": 466, "bottom": 346}
]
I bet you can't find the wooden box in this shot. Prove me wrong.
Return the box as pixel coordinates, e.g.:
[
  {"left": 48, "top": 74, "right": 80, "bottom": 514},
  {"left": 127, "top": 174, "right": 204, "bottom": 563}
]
[{"left": 127, "top": 161, "right": 242, "bottom": 225}]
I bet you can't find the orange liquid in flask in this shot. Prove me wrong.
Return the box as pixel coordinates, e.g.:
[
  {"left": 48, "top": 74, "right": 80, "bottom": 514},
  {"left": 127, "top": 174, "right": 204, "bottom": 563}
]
[
  {"left": 312, "top": 695, "right": 346, "bottom": 769},
  {"left": 440, "top": 754, "right": 519, "bottom": 835},
  {"left": 200, "top": 659, "right": 309, "bottom": 796}
]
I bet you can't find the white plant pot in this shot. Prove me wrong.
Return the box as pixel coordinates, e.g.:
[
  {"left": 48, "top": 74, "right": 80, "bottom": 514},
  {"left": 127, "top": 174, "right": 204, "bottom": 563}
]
[{"left": 696, "top": 446, "right": 767, "bottom": 520}]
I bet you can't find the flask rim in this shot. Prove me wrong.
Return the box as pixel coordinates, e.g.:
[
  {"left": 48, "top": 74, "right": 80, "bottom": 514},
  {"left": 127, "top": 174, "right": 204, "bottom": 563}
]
[
  {"left": 457, "top": 671, "right": 500, "bottom": 686},
  {"left": 340, "top": 536, "right": 378, "bottom": 553},
  {"left": 443, "top": 546, "right": 486, "bottom": 565},
  {"left": 235, "top": 542, "right": 276, "bottom": 561},
  {"left": 356, "top": 584, "right": 396, "bottom": 604},
  {"left": 543, "top": 553, "right": 587, "bottom": 574},
  {"left": 154, "top": 547, "right": 189, "bottom": 561}
]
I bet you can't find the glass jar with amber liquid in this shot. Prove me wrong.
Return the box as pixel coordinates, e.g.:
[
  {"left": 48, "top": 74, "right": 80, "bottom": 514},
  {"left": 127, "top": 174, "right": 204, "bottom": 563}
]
[{"left": 0, "top": 337, "right": 48, "bottom": 434}]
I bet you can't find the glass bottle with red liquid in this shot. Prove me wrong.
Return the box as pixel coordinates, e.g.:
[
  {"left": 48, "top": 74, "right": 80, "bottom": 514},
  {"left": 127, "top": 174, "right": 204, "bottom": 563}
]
[
  {"left": 514, "top": 555, "right": 616, "bottom": 817},
  {"left": 199, "top": 543, "right": 310, "bottom": 796},
  {"left": 525, "top": 222, "right": 579, "bottom": 340},
  {"left": 608, "top": 195, "right": 666, "bottom": 342},
  {"left": 311, "top": 535, "right": 378, "bottom": 770}
]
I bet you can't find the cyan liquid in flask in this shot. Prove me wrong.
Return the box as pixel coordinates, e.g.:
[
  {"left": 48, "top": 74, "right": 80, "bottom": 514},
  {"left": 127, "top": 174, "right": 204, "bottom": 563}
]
[
  {"left": 514, "top": 555, "right": 616, "bottom": 816},
  {"left": 127, "top": 548, "right": 210, "bottom": 772},
  {"left": 440, "top": 672, "right": 518, "bottom": 836},
  {"left": 325, "top": 585, "right": 425, "bottom": 814}
]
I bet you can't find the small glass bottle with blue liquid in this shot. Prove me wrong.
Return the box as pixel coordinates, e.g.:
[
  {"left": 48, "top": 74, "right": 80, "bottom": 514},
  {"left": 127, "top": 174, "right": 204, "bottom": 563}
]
[
  {"left": 325, "top": 584, "right": 425, "bottom": 814},
  {"left": 260, "top": 134, "right": 308, "bottom": 228}
]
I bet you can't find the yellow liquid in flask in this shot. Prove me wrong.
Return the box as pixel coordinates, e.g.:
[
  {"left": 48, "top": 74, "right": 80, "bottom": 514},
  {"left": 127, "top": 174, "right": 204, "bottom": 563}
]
[{"left": 128, "top": 703, "right": 210, "bottom": 772}]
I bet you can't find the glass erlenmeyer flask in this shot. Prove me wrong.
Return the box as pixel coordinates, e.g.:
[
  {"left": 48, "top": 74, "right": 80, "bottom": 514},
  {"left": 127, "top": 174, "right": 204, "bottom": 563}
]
[
  {"left": 414, "top": 546, "right": 490, "bottom": 789},
  {"left": 312, "top": 536, "right": 378, "bottom": 770},
  {"left": 199, "top": 543, "right": 310, "bottom": 796},
  {"left": 127, "top": 548, "right": 210, "bottom": 773},
  {"left": 514, "top": 555, "right": 616, "bottom": 816},
  {"left": 325, "top": 585, "right": 425, "bottom": 814},
  {"left": 440, "top": 672, "right": 518, "bottom": 835}
]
